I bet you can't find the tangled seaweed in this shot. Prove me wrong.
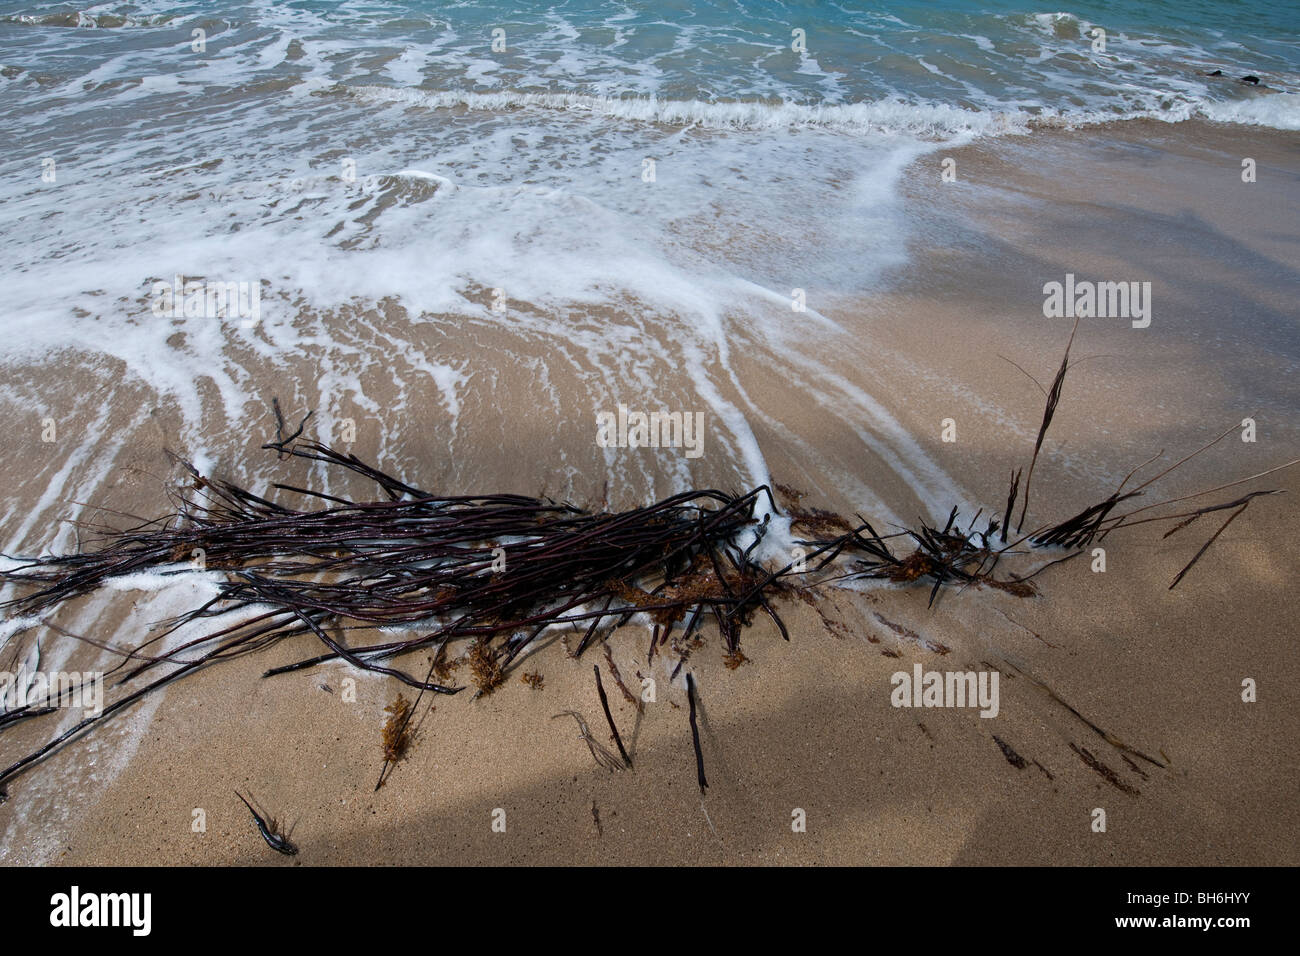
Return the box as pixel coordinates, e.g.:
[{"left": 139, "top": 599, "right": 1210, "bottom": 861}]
[{"left": 0, "top": 329, "right": 1293, "bottom": 795}]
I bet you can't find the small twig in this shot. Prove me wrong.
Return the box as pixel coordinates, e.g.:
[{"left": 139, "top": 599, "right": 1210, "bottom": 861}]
[
  {"left": 592, "top": 665, "right": 632, "bottom": 768},
  {"left": 1169, "top": 501, "right": 1251, "bottom": 590},
  {"left": 603, "top": 644, "right": 641, "bottom": 712}
]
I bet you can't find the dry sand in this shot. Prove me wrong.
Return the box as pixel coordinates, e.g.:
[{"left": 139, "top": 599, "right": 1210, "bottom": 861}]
[{"left": 1, "top": 118, "right": 1296, "bottom": 865}]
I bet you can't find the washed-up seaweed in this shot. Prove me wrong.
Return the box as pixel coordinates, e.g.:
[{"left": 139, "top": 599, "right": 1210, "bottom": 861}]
[
  {"left": 0, "top": 324, "right": 1294, "bottom": 794},
  {"left": 0, "top": 436, "right": 787, "bottom": 788}
]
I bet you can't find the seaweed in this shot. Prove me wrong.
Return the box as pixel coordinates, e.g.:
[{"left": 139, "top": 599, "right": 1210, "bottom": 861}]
[
  {"left": 1070, "top": 743, "right": 1140, "bottom": 796},
  {"left": 0, "top": 320, "right": 1292, "bottom": 798},
  {"left": 1016, "top": 316, "right": 1080, "bottom": 533},
  {"left": 468, "top": 639, "right": 504, "bottom": 697},
  {"left": 686, "top": 673, "right": 707, "bottom": 795},
  {"left": 553, "top": 710, "right": 626, "bottom": 773},
  {"left": 380, "top": 694, "right": 415, "bottom": 766},
  {"left": 592, "top": 665, "right": 632, "bottom": 769},
  {"left": 992, "top": 734, "right": 1028, "bottom": 770},
  {"left": 602, "top": 644, "right": 640, "bottom": 711}
]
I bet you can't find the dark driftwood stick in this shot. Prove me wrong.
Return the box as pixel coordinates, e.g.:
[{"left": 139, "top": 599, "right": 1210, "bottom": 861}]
[
  {"left": 593, "top": 665, "right": 632, "bottom": 768},
  {"left": 687, "top": 672, "right": 707, "bottom": 794}
]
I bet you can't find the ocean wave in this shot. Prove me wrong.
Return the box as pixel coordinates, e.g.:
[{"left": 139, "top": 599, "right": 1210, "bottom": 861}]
[
  {"left": 1199, "top": 92, "right": 1300, "bottom": 131},
  {"left": 345, "top": 85, "right": 1022, "bottom": 138},
  {"left": 0, "top": 11, "right": 176, "bottom": 28},
  {"left": 1028, "top": 11, "right": 1094, "bottom": 40},
  {"left": 346, "top": 85, "right": 1300, "bottom": 137}
]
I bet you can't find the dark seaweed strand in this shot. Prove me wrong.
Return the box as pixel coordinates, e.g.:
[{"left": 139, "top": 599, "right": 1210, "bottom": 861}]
[
  {"left": 593, "top": 665, "right": 632, "bottom": 769},
  {"left": 1016, "top": 316, "right": 1080, "bottom": 533},
  {"left": 1001, "top": 468, "right": 1021, "bottom": 544},
  {"left": 686, "top": 673, "right": 707, "bottom": 795},
  {"left": 1168, "top": 501, "right": 1251, "bottom": 590}
]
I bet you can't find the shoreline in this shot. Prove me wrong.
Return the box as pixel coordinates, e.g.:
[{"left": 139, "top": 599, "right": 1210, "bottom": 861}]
[{"left": 1, "top": 115, "right": 1297, "bottom": 866}]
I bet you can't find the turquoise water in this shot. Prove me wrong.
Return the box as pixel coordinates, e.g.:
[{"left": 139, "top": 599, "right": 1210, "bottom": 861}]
[{"left": 3, "top": 1, "right": 1296, "bottom": 115}]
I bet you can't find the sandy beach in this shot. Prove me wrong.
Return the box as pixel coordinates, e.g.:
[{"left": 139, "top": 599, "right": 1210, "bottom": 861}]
[{"left": 2, "top": 115, "right": 1295, "bottom": 866}]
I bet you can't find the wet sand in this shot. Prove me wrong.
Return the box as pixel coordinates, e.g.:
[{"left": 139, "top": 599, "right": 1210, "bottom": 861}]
[{"left": 1, "top": 118, "right": 1297, "bottom": 865}]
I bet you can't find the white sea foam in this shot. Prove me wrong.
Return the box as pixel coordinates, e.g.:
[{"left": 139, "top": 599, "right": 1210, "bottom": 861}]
[
  {"left": 349, "top": 85, "right": 1032, "bottom": 137},
  {"left": 1200, "top": 92, "right": 1300, "bottom": 130}
]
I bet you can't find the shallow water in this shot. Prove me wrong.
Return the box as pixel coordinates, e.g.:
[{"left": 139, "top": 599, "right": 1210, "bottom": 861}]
[{"left": 0, "top": 0, "right": 1295, "bottom": 534}]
